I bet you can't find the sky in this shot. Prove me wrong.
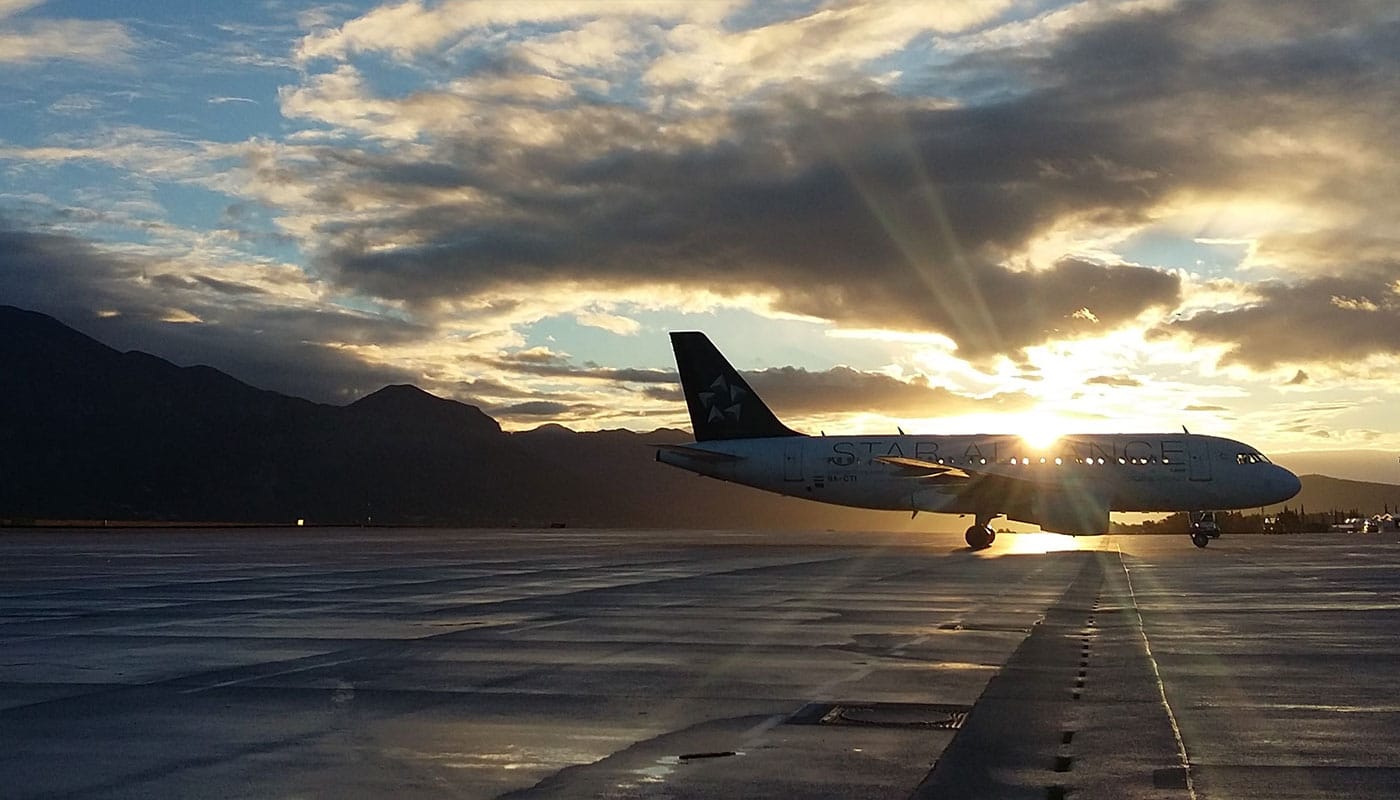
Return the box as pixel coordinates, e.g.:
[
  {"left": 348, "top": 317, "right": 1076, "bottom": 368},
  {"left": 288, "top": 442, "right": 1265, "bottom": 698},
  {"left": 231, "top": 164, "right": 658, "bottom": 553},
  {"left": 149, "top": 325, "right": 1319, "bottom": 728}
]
[{"left": 2, "top": 0, "right": 1399, "bottom": 466}]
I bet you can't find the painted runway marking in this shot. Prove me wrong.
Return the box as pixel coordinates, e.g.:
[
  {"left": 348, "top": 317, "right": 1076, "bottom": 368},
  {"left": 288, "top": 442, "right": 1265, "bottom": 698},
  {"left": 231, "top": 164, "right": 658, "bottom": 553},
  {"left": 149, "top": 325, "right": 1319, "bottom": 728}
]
[
  {"left": 1118, "top": 544, "right": 1198, "bottom": 800},
  {"left": 177, "top": 654, "right": 368, "bottom": 694}
]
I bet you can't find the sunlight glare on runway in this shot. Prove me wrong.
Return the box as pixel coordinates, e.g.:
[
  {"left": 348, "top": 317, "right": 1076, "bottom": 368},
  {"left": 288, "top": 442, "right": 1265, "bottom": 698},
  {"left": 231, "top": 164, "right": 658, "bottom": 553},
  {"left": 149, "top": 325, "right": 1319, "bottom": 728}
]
[{"left": 995, "top": 531, "right": 1086, "bottom": 555}]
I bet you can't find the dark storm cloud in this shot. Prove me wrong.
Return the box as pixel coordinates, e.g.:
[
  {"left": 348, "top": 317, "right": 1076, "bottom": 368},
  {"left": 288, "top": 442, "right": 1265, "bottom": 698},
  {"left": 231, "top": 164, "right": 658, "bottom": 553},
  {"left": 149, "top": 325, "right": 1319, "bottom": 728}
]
[
  {"left": 192, "top": 274, "right": 269, "bottom": 296},
  {"left": 0, "top": 223, "right": 420, "bottom": 403},
  {"left": 775, "top": 258, "right": 1178, "bottom": 356},
  {"left": 999, "top": 0, "right": 1399, "bottom": 107},
  {"left": 448, "top": 377, "right": 614, "bottom": 423},
  {"left": 0, "top": 223, "right": 144, "bottom": 309},
  {"left": 643, "top": 385, "right": 684, "bottom": 404},
  {"left": 1160, "top": 269, "right": 1400, "bottom": 368},
  {"left": 311, "top": 89, "right": 1187, "bottom": 356},
  {"left": 151, "top": 273, "right": 269, "bottom": 296},
  {"left": 742, "top": 365, "right": 1033, "bottom": 419},
  {"left": 96, "top": 317, "right": 420, "bottom": 404},
  {"left": 485, "top": 349, "right": 1031, "bottom": 419},
  {"left": 496, "top": 400, "right": 579, "bottom": 417},
  {"left": 288, "top": 0, "right": 1397, "bottom": 365},
  {"left": 482, "top": 351, "right": 676, "bottom": 384},
  {"left": 485, "top": 399, "right": 609, "bottom": 424},
  {"left": 449, "top": 377, "right": 538, "bottom": 400}
]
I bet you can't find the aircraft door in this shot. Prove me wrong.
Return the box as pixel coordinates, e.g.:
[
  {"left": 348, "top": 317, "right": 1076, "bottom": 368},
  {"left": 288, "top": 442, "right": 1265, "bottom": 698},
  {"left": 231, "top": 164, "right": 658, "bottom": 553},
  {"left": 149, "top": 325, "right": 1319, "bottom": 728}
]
[
  {"left": 1187, "top": 438, "right": 1211, "bottom": 482},
  {"left": 784, "top": 440, "right": 804, "bottom": 482}
]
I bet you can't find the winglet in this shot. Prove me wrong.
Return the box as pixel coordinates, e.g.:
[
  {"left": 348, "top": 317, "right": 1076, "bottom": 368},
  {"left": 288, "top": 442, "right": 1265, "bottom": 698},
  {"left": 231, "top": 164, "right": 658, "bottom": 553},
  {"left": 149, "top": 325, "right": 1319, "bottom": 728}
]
[{"left": 669, "top": 332, "right": 802, "bottom": 442}]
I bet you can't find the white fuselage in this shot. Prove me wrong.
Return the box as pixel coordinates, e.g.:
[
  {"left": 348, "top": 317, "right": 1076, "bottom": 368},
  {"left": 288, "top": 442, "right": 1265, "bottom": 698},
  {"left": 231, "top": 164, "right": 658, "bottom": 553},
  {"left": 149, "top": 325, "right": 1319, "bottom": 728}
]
[{"left": 657, "top": 432, "right": 1301, "bottom": 530}]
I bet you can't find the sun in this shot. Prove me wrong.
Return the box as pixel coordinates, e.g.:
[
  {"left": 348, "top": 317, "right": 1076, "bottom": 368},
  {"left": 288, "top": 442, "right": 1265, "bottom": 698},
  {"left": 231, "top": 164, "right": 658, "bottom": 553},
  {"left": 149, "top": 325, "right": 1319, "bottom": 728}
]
[{"left": 1014, "top": 411, "right": 1073, "bottom": 450}]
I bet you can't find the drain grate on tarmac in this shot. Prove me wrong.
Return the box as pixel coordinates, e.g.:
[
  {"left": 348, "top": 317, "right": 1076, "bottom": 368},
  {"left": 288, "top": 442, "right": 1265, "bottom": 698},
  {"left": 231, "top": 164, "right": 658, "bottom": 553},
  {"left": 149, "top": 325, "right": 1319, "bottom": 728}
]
[{"left": 788, "top": 702, "right": 971, "bottom": 730}]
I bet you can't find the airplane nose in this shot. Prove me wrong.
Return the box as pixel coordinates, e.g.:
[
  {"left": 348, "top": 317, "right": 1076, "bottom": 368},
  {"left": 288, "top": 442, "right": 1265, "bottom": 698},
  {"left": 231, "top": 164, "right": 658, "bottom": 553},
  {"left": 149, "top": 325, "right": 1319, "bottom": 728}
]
[{"left": 1274, "top": 466, "right": 1302, "bottom": 502}]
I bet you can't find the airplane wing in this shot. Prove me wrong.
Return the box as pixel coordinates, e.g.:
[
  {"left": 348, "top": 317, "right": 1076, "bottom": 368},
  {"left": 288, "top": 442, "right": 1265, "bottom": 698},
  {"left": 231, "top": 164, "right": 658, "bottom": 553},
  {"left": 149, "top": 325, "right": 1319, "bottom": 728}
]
[
  {"left": 872, "top": 456, "right": 971, "bottom": 480},
  {"left": 878, "top": 455, "right": 1111, "bottom": 534},
  {"left": 874, "top": 456, "right": 1085, "bottom": 482},
  {"left": 873, "top": 456, "right": 1066, "bottom": 488}
]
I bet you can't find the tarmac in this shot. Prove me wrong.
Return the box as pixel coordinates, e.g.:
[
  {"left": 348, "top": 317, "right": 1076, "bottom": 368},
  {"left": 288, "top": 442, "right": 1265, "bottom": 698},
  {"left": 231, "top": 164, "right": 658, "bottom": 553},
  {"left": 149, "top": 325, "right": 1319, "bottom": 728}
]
[{"left": 1, "top": 527, "right": 1398, "bottom": 799}]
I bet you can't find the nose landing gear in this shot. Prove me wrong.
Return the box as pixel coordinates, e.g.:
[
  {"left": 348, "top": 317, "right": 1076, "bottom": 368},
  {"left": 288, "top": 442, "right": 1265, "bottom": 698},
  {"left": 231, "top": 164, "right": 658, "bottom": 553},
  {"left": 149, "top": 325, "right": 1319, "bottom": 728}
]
[{"left": 1189, "top": 511, "right": 1220, "bottom": 548}]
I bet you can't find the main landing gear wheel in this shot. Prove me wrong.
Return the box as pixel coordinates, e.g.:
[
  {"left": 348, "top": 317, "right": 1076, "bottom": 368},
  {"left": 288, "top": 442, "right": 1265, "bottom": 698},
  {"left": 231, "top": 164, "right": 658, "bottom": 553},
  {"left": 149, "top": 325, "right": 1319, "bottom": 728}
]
[
  {"left": 965, "top": 524, "right": 995, "bottom": 550},
  {"left": 1191, "top": 532, "right": 1211, "bottom": 548}
]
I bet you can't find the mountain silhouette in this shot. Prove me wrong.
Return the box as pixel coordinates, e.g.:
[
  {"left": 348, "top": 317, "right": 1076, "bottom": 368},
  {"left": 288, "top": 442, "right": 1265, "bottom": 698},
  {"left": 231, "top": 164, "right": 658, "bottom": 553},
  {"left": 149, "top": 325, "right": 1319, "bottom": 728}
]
[
  {"left": 1, "top": 305, "right": 560, "bottom": 523},
  {"left": 1268, "top": 474, "right": 1400, "bottom": 519},
  {"left": 4, "top": 305, "right": 1389, "bottom": 529},
  {"left": 0, "top": 306, "right": 929, "bottom": 529}
]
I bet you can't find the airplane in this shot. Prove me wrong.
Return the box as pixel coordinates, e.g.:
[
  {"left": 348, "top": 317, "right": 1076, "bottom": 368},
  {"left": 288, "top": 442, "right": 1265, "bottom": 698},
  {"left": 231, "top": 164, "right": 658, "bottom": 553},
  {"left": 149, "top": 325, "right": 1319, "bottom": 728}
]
[{"left": 656, "top": 332, "right": 1302, "bottom": 550}]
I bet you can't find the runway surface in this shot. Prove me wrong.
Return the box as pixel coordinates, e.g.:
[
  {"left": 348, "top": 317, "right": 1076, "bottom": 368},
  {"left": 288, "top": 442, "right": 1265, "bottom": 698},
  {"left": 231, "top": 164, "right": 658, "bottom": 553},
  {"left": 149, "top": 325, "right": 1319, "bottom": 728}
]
[{"left": 1, "top": 527, "right": 1398, "bottom": 799}]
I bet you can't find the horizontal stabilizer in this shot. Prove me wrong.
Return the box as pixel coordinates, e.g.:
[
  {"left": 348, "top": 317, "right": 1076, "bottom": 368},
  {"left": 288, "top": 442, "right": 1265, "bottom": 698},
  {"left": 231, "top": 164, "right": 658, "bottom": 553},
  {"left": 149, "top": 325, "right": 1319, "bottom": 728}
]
[{"left": 654, "top": 444, "right": 746, "bottom": 463}]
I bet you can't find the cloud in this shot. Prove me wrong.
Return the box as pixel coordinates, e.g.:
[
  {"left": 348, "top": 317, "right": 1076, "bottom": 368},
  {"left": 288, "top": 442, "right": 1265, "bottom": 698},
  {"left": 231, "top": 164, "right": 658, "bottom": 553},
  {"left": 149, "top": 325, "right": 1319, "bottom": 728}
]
[
  {"left": 0, "top": 0, "right": 43, "bottom": 14},
  {"left": 290, "top": 76, "right": 1184, "bottom": 355},
  {"left": 743, "top": 365, "right": 1034, "bottom": 419},
  {"left": 1160, "top": 269, "right": 1400, "bottom": 368},
  {"left": 0, "top": 2, "right": 133, "bottom": 65},
  {"left": 259, "top": 0, "right": 1399, "bottom": 371},
  {"left": 0, "top": 125, "right": 237, "bottom": 186},
  {"left": 450, "top": 376, "right": 539, "bottom": 401},
  {"left": 575, "top": 309, "right": 640, "bottom": 335},
  {"left": 479, "top": 346, "right": 1032, "bottom": 421},
  {"left": 642, "top": 385, "right": 684, "bottom": 404},
  {"left": 1086, "top": 375, "right": 1142, "bottom": 388},
  {"left": 9, "top": 0, "right": 1400, "bottom": 432},
  {"left": 645, "top": 0, "right": 1013, "bottom": 103},
  {"left": 481, "top": 349, "right": 675, "bottom": 384},
  {"left": 268, "top": 5, "right": 1394, "bottom": 356},
  {"left": 496, "top": 400, "right": 585, "bottom": 417},
  {"left": 0, "top": 223, "right": 420, "bottom": 403},
  {"left": 152, "top": 273, "right": 269, "bottom": 297},
  {"left": 294, "top": 0, "right": 712, "bottom": 64}
]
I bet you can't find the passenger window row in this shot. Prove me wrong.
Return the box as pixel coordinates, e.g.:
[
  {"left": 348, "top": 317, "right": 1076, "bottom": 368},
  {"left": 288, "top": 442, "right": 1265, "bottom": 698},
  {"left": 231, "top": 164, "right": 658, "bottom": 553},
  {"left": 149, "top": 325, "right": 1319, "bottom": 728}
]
[{"left": 929, "top": 456, "right": 1171, "bottom": 467}]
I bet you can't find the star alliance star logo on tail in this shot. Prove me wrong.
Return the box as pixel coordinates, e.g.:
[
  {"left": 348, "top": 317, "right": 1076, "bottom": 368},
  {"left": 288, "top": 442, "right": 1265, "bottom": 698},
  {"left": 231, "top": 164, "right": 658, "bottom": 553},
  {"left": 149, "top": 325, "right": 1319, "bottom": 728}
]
[{"left": 698, "top": 375, "right": 746, "bottom": 423}]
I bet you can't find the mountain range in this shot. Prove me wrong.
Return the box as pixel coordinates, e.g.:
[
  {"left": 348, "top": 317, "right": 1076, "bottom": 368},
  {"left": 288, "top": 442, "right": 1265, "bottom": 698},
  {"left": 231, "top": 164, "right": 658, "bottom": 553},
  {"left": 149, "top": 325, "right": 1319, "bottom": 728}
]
[
  {"left": 2, "top": 305, "right": 1396, "bottom": 529},
  {"left": 0, "top": 305, "right": 931, "bottom": 529}
]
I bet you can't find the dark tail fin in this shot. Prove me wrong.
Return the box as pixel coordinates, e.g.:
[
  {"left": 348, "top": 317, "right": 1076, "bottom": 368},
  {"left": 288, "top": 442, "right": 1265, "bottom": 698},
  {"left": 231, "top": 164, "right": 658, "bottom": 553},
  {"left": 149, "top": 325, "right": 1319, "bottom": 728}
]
[{"left": 669, "top": 331, "right": 802, "bottom": 441}]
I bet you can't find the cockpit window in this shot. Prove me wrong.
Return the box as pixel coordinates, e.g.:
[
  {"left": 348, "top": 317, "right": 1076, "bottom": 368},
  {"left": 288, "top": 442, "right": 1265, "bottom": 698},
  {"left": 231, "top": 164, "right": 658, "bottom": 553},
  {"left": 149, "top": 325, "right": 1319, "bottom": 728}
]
[{"left": 1236, "top": 452, "right": 1270, "bottom": 464}]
